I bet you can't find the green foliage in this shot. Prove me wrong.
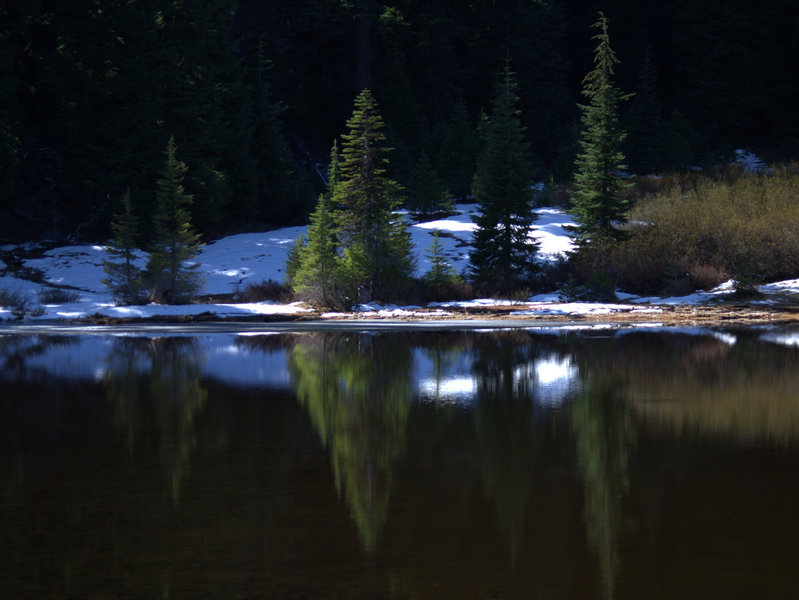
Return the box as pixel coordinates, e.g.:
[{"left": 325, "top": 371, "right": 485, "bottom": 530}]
[
  {"left": 423, "top": 229, "right": 461, "bottom": 288},
  {"left": 571, "top": 375, "right": 634, "bottom": 600},
  {"left": 102, "top": 189, "right": 146, "bottom": 304},
  {"left": 469, "top": 59, "right": 539, "bottom": 292},
  {"left": 570, "top": 13, "right": 631, "bottom": 244},
  {"left": 288, "top": 333, "right": 412, "bottom": 552},
  {"left": 4, "top": 1, "right": 799, "bottom": 244},
  {"left": 243, "top": 35, "right": 315, "bottom": 226},
  {"left": 333, "top": 90, "right": 414, "bottom": 303},
  {"left": 289, "top": 94, "right": 414, "bottom": 306},
  {"left": 405, "top": 152, "right": 453, "bottom": 220},
  {"left": 0, "top": 20, "right": 20, "bottom": 221},
  {"left": 661, "top": 109, "right": 701, "bottom": 170},
  {"left": 292, "top": 193, "right": 341, "bottom": 307},
  {"left": 290, "top": 143, "right": 341, "bottom": 306},
  {"left": 436, "top": 98, "right": 479, "bottom": 200},
  {"left": 624, "top": 45, "right": 664, "bottom": 174},
  {"left": 559, "top": 270, "right": 618, "bottom": 303},
  {"left": 284, "top": 236, "right": 305, "bottom": 288},
  {"left": 146, "top": 138, "right": 204, "bottom": 304}
]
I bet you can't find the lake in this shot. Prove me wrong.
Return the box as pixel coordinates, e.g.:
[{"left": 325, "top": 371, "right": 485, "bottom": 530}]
[{"left": 2, "top": 322, "right": 799, "bottom": 599}]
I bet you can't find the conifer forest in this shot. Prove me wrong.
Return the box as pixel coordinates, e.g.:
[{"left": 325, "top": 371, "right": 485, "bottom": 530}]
[{"left": 1, "top": 0, "right": 797, "bottom": 248}]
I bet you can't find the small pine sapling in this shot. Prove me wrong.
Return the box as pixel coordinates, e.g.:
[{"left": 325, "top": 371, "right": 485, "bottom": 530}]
[
  {"left": 102, "top": 189, "right": 146, "bottom": 304},
  {"left": 424, "top": 229, "right": 460, "bottom": 287}
]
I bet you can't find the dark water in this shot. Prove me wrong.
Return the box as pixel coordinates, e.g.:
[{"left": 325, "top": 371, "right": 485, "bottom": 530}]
[{"left": 2, "top": 324, "right": 799, "bottom": 599}]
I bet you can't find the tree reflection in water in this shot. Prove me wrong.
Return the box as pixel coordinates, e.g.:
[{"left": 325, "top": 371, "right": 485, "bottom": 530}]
[
  {"left": 571, "top": 372, "right": 635, "bottom": 600},
  {"left": 470, "top": 332, "right": 545, "bottom": 562},
  {"left": 5, "top": 327, "right": 799, "bottom": 597},
  {"left": 104, "top": 337, "right": 207, "bottom": 504},
  {"left": 288, "top": 332, "right": 413, "bottom": 553}
]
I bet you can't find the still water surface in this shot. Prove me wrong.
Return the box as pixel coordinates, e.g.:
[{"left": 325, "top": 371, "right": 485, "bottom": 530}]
[{"left": 2, "top": 324, "right": 799, "bottom": 599}]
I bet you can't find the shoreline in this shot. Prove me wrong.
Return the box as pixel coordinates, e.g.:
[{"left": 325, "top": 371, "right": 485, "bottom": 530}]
[{"left": 3, "top": 300, "right": 799, "bottom": 331}]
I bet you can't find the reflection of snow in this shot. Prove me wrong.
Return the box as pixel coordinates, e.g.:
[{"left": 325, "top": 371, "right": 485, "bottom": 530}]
[
  {"left": 760, "top": 332, "right": 799, "bottom": 348},
  {"left": 534, "top": 355, "right": 579, "bottom": 407},
  {"left": 413, "top": 348, "right": 578, "bottom": 408},
  {"left": 417, "top": 376, "right": 477, "bottom": 405},
  {"left": 536, "top": 355, "right": 573, "bottom": 385},
  {"left": 3, "top": 334, "right": 294, "bottom": 390}
]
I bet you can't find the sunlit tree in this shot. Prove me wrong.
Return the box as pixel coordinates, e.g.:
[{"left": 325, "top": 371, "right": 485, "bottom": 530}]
[{"left": 570, "top": 12, "right": 631, "bottom": 244}]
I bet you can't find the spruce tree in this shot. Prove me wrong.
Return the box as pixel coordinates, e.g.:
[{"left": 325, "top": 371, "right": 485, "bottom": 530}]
[
  {"left": 424, "top": 229, "right": 460, "bottom": 288},
  {"left": 469, "top": 59, "right": 538, "bottom": 292},
  {"left": 436, "top": 98, "right": 479, "bottom": 201},
  {"left": 334, "top": 89, "right": 414, "bottom": 303},
  {"left": 102, "top": 189, "right": 145, "bottom": 304},
  {"left": 624, "top": 45, "right": 664, "bottom": 174},
  {"left": 0, "top": 14, "right": 20, "bottom": 220},
  {"left": 570, "top": 12, "right": 631, "bottom": 244},
  {"left": 405, "top": 151, "right": 452, "bottom": 220},
  {"left": 662, "top": 108, "right": 700, "bottom": 170},
  {"left": 146, "top": 137, "right": 204, "bottom": 304},
  {"left": 292, "top": 142, "right": 342, "bottom": 306},
  {"left": 244, "top": 35, "right": 313, "bottom": 225}
]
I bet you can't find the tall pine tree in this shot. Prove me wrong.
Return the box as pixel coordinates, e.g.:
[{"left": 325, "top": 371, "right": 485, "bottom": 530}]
[
  {"left": 469, "top": 59, "right": 538, "bottom": 292},
  {"left": 334, "top": 89, "right": 414, "bottom": 303},
  {"left": 570, "top": 12, "right": 631, "bottom": 244},
  {"left": 146, "top": 138, "right": 204, "bottom": 304}
]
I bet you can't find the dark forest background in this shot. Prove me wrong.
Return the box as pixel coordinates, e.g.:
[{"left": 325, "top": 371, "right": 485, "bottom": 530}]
[{"left": 1, "top": 0, "right": 797, "bottom": 243}]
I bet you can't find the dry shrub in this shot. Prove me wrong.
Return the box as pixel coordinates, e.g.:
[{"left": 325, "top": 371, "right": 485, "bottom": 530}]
[
  {"left": 535, "top": 257, "right": 572, "bottom": 292},
  {"left": 38, "top": 287, "right": 81, "bottom": 304},
  {"left": 236, "top": 279, "right": 295, "bottom": 303},
  {"left": 688, "top": 264, "right": 728, "bottom": 291},
  {"left": 0, "top": 287, "right": 44, "bottom": 318},
  {"left": 608, "top": 164, "right": 799, "bottom": 294},
  {"left": 417, "top": 279, "right": 475, "bottom": 303}
]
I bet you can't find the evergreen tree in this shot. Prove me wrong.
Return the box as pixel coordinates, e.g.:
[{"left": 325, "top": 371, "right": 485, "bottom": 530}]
[
  {"left": 102, "top": 189, "right": 145, "bottom": 304},
  {"left": 334, "top": 89, "right": 414, "bottom": 303},
  {"left": 570, "top": 12, "right": 631, "bottom": 244},
  {"left": 24, "top": 0, "right": 251, "bottom": 238},
  {"left": 405, "top": 152, "right": 452, "bottom": 220},
  {"left": 0, "top": 9, "right": 21, "bottom": 225},
  {"left": 146, "top": 138, "right": 204, "bottom": 304},
  {"left": 624, "top": 45, "right": 663, "bottom": 174},
  {"left": 436, "top": 98, "right": 479, "bottom": 201},
  {"left": 292, "top": 142, "right": 343, "bottom": 306},
  {"left": 662, "top": 108, "right": 700, "bottom": 170},
  {"left": 469, "top": 60, "right": 538, "bottom": 292},
  {"left": 424, "top": 229, "right": 460, "bottom": 287},
  {"left": 244, "top": 35, "right": 313, "bottom": 226}
]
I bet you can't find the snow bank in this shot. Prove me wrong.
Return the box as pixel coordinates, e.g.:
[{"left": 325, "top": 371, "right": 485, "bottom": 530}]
[{"left": 3, "top": 199, "right": 799, "bottom": 323}]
